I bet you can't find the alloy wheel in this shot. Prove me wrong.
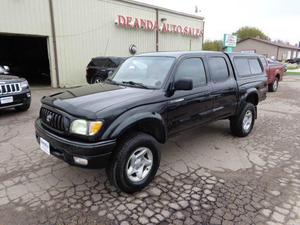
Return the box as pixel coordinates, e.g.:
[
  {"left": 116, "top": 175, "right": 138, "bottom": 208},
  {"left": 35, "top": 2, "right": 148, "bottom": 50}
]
[
  {"left": 242, "top": 110, "right": 253, "bottom": 133},
  {"left": 126, "top": 147, "right": 153, "bottom": 183}
]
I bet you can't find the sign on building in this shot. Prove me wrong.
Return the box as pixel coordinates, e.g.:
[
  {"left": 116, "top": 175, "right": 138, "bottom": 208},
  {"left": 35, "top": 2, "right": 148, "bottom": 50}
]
[{"left": 115, "top": 15, "right": 204, "bottom": 38}]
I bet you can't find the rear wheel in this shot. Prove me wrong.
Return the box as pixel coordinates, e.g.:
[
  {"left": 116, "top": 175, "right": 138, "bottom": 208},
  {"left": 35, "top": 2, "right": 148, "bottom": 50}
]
[
  {"left": 92, "top": 75, "right": 105, "bottom": 84},
  {"left": 230, "top": 103, "right": 255, "bottom": 137},
  {"left": 269, "top": 77, "right": 279, "bottom": 92},
  {"left": 106, "top": 132, "right": 160, "bottom": 193}
]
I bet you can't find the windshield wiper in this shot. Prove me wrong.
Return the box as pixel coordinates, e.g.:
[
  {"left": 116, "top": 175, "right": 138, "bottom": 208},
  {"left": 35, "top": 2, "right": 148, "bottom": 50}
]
[
  {"left": 105, "top": 78, "right": 119, "bottom": 85},
  {"left": 121, "top": 81, "right": 149, "bottom": 89}
]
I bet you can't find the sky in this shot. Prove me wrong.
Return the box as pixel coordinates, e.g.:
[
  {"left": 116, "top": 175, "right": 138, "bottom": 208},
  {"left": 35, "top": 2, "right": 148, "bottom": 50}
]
[{"left": 135, "top": 0, "right": 300, "bottom": 45}]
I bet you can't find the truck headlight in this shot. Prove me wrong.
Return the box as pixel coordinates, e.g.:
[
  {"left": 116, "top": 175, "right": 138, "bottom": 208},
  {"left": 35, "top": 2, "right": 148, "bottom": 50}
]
[
  {"left": 20, "top": 80, "right": 29, "bottom": 89},
  {"left": 70, "top": 120, "right": 103, "bottom": 136}
]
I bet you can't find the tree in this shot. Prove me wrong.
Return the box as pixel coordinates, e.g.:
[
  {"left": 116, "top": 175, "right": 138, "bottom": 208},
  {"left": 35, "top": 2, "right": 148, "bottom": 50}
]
[
  {"left": 233, "top": 26, "right": 270, "bottom": 41},
  {"left": 202, "top": 40, "right": 223, "bottom": 51}
]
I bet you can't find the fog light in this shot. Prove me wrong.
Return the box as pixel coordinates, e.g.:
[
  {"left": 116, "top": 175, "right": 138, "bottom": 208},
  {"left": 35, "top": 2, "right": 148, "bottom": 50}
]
[
  {"left": 73, "top": 156, "right": 88, "bottom": 166},
  {"left": 26, "top": 93, "right": 31, "bottom": 97}
]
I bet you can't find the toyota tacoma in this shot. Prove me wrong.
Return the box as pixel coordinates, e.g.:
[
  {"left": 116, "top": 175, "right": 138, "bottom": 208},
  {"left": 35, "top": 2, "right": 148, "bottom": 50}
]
[{"left": 35, "top": 51, "right": 267, "bottom": 193}]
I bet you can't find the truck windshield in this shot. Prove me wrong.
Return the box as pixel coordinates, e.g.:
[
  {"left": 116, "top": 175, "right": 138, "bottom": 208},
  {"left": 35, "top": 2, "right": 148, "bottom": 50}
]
[{"left": 111, "top": 56, "right": 175, "bottom": 89}]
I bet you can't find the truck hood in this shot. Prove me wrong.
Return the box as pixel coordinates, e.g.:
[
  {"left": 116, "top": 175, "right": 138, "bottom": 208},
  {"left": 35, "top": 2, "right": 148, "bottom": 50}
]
[
  {"left": 0, "top": 75, "right": 22, "bottom": 82},
  {"left": 42, "top": 83, "right": 158, "bottom": 119}
]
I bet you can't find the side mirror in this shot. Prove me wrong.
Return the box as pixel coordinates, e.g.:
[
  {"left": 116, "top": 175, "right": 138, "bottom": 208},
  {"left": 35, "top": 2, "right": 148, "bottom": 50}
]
[{"left": 174, "top": 79, "right": 193, "bottom": 91}]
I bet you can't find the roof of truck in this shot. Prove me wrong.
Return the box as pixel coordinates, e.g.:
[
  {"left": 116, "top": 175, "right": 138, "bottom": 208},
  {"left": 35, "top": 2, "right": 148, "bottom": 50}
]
[
  {"left": 138, "top": 51, "right": 222, "bottom": 58},
  {"left": 227, "top": 52, "right": 260, "bottom": 57},
  {"left": 138, "top": 51, "right": 259, "bottom": 58}
]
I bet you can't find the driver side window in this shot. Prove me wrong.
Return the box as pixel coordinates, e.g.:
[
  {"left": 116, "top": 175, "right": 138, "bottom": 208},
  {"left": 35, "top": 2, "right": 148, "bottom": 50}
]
[{"left": 175, "top": 58, "right": 207, "bottom": 88}]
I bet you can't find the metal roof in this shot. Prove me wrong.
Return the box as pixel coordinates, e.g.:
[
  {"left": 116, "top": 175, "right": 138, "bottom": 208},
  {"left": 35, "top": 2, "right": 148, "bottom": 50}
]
[{"left": 117, "top": 0, "right": 204, "bottom": 20}]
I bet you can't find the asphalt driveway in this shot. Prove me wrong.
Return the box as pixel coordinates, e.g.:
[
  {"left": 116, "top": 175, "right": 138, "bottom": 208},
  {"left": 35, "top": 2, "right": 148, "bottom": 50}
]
[{"left": 0, "top": 76, "right": 300, "bottom": 225}]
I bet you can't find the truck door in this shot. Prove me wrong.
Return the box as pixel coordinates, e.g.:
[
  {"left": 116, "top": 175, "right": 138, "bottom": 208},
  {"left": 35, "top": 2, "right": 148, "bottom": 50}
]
[
  {"left": 167, "top": 57, "right": 213, "bottom": 135},
  {"left": 207, "top": 56, "right": 238, "bottom": 119}
]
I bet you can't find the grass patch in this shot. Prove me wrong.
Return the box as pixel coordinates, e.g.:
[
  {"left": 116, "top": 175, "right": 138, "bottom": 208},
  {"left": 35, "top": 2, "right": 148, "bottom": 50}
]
[
  {"left": 286, "top": 71, "right": 300, "bottom": 75},
  {"left": 287, "top": 66, "right": 300, "bottom": 70}
]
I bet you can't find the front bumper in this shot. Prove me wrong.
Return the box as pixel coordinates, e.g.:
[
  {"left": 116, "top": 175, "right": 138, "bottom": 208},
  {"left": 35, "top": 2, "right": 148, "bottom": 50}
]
[
  {"left": 35, "top": 119, "right": 116, "bottom": 168},
  {"left": 0, "top": 91, "right": 31, "bottom": 110}
]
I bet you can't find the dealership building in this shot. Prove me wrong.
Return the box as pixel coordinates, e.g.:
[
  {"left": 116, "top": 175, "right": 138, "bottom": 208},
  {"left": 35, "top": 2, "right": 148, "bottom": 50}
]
[{"left": 0, "top": 0, "right": 204, "bottom": 87}]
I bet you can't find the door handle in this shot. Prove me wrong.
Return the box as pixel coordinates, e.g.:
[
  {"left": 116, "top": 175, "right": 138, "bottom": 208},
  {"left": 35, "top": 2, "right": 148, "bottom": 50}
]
[{"left": 169, "top": 98, "right": 185, "bottom": 103}]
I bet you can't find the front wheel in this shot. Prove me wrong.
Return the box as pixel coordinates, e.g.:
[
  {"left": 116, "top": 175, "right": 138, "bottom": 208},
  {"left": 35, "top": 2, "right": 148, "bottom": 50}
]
[
  {"left": 230, "top": 103, "right": 255, "bottom": 137},
  {"left": 269, "top": 77, "right": 279, "bottom": 92},
  {"left": 106, "top": 132, "right": 160, "bottom": 193}
]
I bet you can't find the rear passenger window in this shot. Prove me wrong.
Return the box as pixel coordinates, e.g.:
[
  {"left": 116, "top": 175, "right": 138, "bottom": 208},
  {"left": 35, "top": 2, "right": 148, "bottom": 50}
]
[
  {"left": 175, "top": 58, "right": 207, "bottom": 88},
  {"left": 234, "top": 58, "right": 251, "bottom": 76},
  {"left": 249, "top": 59, "right": 263, "bottom": 74},
  {"left": 208, "top": 57, "right": 229, "bottom": 82}
]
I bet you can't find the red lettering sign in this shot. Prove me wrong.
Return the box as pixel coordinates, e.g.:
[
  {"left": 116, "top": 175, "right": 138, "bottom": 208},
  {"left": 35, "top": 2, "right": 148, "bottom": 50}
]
[
  {"left": 118, "top": 15, "right": 126, "bottom": 27},
  {"left": 146, "top": 20, "right": 153, "bottom": 30},
  {"left": 115, "top": 15, "right": 203, "bottom": 38},
  {"left": 126, "top": 16, "right": 133, "bottom": 28},
  {"left": 140, "top": 19, "right": 146, "bottom": 29},
  {"left": 134, "top": 18, "right": 140, "bottom": 29}
]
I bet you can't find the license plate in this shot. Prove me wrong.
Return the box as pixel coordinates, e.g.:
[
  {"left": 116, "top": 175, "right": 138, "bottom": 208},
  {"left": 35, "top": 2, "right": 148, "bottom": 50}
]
[
  {"left": 40, "top": 137, "right": 50, "bottom": 155},
  {"left": 0, "top": 96, "right": 13, "bottom": 104}
]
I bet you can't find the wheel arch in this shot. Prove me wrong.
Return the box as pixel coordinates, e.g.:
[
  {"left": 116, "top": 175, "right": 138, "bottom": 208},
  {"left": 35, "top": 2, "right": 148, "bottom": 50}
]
[
  {"left": 240, "top": 89, "right": 259, "bottom": 106},
  {"left": 245, "top": 91, "right": 259, "bottom": 106},
  {"left": 238, "top": 89, "right": 259, "bottom": 118},
  {"left": 103, "top": 112, "right": 167, "bottom": 144}
]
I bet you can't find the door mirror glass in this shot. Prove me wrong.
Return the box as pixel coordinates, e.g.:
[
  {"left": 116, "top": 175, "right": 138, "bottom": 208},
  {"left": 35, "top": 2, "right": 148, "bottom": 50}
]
[{"left": 174, "top": 79, "right": 193, "bottom": 91}]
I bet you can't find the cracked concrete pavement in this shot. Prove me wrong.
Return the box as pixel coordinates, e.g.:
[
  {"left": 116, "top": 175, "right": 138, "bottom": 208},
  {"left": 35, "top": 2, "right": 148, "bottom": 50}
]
[{"left": 0, "top": 75, "right": 300, "bottom": 225}]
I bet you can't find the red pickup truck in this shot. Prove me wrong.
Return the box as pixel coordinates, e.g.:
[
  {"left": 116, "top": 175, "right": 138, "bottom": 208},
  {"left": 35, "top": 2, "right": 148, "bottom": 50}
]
[{"left": 259, "top": 56, "right": 285, "bottom": 92}]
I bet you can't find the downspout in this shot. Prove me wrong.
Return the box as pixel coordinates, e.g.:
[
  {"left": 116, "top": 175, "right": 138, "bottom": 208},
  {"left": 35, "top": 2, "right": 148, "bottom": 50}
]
[
  {"left": 48, "top": 0, "right": 60, "bottom": 87},
  {"left": 155, "top": 9, "right": 159, "bottom": 52},
  {"left": 276, "top": 46, "right": 280, "bottom": 60}
]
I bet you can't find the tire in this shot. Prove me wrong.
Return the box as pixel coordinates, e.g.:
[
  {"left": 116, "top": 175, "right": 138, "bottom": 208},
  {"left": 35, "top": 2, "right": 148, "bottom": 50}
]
[
  {"left": 92, "top": 75, "right": 105, "bottom": 84},
  {"left": 230, "top": 103, "right": 255, "bottom": 137},
  {"left": 15, "top": 102, "right": 30, "bottom": 112},
  {"left": 106, "top": 132, "right": 160, "bottom": 193},
  {"left": 268, "top": 77, "right": 279, "bottom": 92}
]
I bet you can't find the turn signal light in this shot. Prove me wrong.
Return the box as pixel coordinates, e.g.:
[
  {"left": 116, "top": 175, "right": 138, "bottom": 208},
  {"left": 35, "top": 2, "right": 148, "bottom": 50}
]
[{"left": 89, "top": 121, "right": 103, "bottom": 135}]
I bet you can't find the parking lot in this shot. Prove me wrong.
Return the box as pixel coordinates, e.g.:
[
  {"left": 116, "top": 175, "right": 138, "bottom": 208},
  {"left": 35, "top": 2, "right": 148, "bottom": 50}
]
[{"left": 0, "top": 75, "right": 300, "bottom": 225}]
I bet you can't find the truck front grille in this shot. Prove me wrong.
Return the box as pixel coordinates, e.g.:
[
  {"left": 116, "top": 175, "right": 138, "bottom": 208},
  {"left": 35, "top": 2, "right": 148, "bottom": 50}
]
[
  {"left": 40, "top": 107, "right": 65, "bottom": 131},
  {"left": 0, "top": 83, "right": 21, "bottom": 95}
]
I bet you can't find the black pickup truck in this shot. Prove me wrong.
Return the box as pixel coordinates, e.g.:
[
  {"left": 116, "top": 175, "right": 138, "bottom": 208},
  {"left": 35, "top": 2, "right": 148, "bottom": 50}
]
[
  {"left": 35, "top": 51, "right": 267, "bottom": 193},
  {"left": 0, "top": 66, "right": 31, "bottom": 111}
]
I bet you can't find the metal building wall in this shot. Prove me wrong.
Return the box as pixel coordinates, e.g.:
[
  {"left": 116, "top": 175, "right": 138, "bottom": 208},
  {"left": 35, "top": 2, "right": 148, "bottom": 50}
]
[
  {"left": 0, "top": 0, "right": 58, "bottom": 87},
  {"left": 0, "top": 0, "right": 51, "bottom": 36},
  {"left": 0, "top": 0, "right": 204, "bottom": 88},
  {"left": 158, "top": 11, "right": 203, "bottom": 51},
  {"left": 52, "top": 0, "right": 157, "bottom": 87},
  {"left": 235, "top": 39, "right": 278, "bottom": 58},
  {"left": 52, "top": 0, "right": 204, "bottom": 87}
]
